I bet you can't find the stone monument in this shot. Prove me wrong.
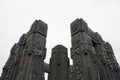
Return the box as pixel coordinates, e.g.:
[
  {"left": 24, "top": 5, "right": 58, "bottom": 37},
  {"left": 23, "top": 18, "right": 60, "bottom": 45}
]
[{"left": 0, "top": 18, "right": 120, "bottom": 80}]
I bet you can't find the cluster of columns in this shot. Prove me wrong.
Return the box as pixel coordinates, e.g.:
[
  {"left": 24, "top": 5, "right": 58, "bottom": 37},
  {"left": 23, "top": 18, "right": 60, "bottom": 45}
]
[{"left": 0, "top": 18, "right": 120, "bottom": 80}]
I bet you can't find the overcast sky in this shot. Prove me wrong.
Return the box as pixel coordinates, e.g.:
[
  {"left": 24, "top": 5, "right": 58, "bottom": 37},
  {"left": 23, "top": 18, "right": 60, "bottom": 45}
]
[{"left": 0, "top": 0, "right": 120, "bottom": 75}]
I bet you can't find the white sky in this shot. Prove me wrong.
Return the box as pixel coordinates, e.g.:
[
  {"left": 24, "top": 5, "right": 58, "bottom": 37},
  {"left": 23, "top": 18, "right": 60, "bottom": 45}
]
[{"left": 0, "top": 0, "right": 120, "bottom": 75}]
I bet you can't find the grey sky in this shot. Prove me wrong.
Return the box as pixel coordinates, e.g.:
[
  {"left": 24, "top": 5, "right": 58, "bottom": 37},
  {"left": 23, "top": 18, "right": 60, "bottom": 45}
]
[{"left": 0, "top": 0, "right": 120, "bottom": 75}]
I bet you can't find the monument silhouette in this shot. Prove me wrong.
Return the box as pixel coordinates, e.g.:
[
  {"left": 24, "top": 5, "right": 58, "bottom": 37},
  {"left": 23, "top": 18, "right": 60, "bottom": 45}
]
[{"left": 0, "top": 18, "right": 120, "bottom": 80}]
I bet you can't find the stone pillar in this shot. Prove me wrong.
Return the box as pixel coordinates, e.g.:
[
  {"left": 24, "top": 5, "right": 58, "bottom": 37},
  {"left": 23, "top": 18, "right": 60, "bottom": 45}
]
[
  {"left": 70, "top": 18, "right": 100, "bottom": 80},
  {"left": 0, "top": 20, "right": 48, "bottom": 80},
  {"left": 48, "top": 45, "right": 69, "bottom": 80}
]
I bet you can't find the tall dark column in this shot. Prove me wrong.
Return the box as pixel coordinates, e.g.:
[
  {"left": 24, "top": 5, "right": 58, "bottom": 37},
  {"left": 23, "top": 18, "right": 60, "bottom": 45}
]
[
  {"left": 70, "top": 18, "right": 120, "bottom": 80},
  {"left": 70, "top": 19, "right": 99, "bottom": 80},
  {"left": 48, "top": 45, "right": 69, "bottom": 80},
  {"left": 0, "top": 20, "right": 48, "bottom": 80}
]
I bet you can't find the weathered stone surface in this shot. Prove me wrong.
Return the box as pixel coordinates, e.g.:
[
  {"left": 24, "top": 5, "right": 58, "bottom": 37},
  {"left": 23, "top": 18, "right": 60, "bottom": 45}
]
[
  {"left": 43, "top": 62, "right": 50, "bottom": 73},
  {"left": 28, "top": 20, "right": 48, "bottom": 37},
  {"left": 0, "top": 20, "right": 47, "bottom": 80},
  {"left": 48, "top": 45, "right": 69, "bottom": 80},
  {"left": 70, "top": 18, "right": 120, "bottom": 80},
  {"left": 0, "top": 18, "right": 120, "bottom": 80}
]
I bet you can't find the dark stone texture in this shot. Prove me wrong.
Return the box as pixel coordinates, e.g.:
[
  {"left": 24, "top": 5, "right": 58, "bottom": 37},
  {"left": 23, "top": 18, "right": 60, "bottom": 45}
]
[
  {"left": 29, "top": 20, "right": 48, "bottom": 37},
  {"left": 48, "top": 45, "right": 69, "bottom": 80},
  {"left": 0, "top": 20, "right": 47, "bottom": 80},
  {"left": 70, "top": 18, "right": 120, "bottom": 80},
  {"left": 0, "top": 18, "right": 120, "bottom": 80}
]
